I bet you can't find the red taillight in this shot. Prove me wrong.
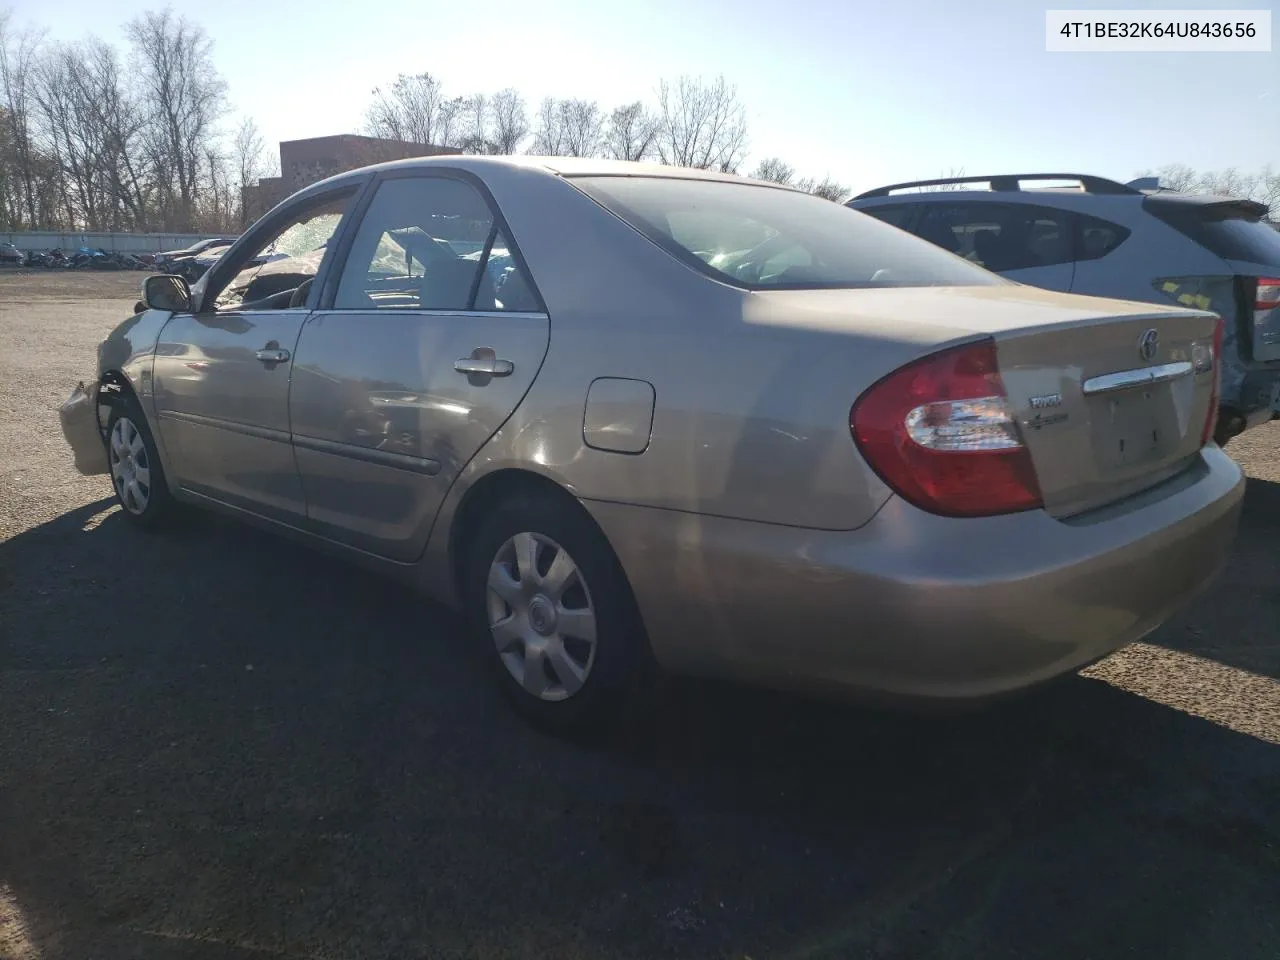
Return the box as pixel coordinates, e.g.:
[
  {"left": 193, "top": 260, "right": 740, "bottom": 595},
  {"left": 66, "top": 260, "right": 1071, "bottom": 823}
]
[
  {"left": 1200, "top": 315, "right": 1224, "bottom": 446},
  {"left": 850, "top": 338, "right": 1042, "bottom": 518},
  {"left": 1255, "top": 277, "right": 1280, "bottom": 311}
]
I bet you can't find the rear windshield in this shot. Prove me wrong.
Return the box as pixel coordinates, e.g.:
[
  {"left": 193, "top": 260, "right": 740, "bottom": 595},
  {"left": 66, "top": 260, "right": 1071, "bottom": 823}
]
[
  {"left": 570, "top": 176, "right": 1005, "bottom": 290},
  {"left": 1150, "top": 204, "right": 1280, "bottom": 265}
]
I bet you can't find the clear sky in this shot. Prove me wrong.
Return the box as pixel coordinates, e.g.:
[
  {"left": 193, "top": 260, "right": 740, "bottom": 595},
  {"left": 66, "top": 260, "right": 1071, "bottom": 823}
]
[{"left": 8, "top": 0, "right": 1277, "bottom": 194}]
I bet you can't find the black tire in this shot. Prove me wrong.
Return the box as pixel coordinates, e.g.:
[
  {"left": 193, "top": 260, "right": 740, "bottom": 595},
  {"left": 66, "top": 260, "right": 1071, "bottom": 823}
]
[
  {"left": 463, "top": 494, "right": 656, "bottom": 733},
  {"left": 105, "top": 397, "right": 176, "bottom": 529}
]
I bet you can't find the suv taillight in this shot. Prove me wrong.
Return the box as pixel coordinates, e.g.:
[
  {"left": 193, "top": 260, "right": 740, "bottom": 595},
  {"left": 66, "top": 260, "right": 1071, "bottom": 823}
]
[
  {"left": 1255, "top": 277, "right": 1280, "bottom": 311},
  {"left": 850, "top": 338, "right": 1042, "bottom": 517},
  {"left": 1201, "top": 315, "right": 1224, "bottom": 446}
]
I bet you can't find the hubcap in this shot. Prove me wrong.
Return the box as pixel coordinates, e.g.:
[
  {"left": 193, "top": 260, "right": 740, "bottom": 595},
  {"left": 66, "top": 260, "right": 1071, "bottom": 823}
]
[
  {"left": 486, "top": 532, "right": 597, "bottom": 702},
  {"left": 528, "top": 595, "right": 557, "bottom": 635},
  {"left": 109, "top": 417, "right": 151, "bottom": 515}
]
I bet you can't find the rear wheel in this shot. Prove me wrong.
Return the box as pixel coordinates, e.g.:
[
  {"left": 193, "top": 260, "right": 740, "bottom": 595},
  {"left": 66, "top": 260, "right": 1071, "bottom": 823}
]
[
  {"left": 464, "top": 494, "right": 654, "bottom": 732},
  {"left": 106, "top": 399, "right": 175, "bottom": 529}
]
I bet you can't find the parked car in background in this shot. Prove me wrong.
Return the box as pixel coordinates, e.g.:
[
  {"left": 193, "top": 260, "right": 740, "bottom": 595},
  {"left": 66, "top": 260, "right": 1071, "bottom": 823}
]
[
  {"left": 154, "top": 237, "right": 237, "bottom": 272},
  {"left": 180, "top": 242, "right": 292, "bottom": 284},
  {"left": 59, "top": 157, "right": 1243, "bottom": 731},
  {"left": 177, "top": 244, "right": 231, "bottom": 282},
  {"left": 848, "top": 173, "right": 1280, "bottom": 445},
  {"left": 0, "top": 242, "right": 24, "bottom": 265}
]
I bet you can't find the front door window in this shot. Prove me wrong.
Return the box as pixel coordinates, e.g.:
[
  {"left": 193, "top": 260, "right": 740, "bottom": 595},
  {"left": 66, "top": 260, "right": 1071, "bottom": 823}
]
[{"left": 210, "top": 190, "right": 359, "bottom": 312}]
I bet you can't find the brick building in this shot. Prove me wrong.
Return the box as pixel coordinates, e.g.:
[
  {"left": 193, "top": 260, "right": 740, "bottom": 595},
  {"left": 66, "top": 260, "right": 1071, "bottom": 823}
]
[{"left": 240, "top": 134, "right": 460, "bottom": 226}]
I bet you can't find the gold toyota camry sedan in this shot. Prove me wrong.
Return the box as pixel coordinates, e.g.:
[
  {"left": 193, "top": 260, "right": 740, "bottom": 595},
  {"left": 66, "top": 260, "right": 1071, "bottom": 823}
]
[{"left": 60, "top": 156, "right": 1244, "bottom": 730}]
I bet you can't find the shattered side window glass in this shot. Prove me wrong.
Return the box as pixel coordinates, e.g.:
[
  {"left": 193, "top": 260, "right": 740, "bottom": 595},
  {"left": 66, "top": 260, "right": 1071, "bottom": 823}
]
[{"left": 213, "top": 193, "right": 356, "bottom": 311}]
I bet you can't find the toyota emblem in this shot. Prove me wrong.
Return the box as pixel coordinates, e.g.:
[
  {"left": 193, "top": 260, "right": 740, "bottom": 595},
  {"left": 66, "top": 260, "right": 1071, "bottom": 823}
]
[{"left": 1138, "top": 328, "right": 1159, "bottom": 362}]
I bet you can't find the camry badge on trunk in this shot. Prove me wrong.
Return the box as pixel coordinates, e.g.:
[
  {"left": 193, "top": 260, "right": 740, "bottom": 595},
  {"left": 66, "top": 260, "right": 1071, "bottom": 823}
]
[{"left": 1138, "top": 328, "right": 1159, "bottom": 362}]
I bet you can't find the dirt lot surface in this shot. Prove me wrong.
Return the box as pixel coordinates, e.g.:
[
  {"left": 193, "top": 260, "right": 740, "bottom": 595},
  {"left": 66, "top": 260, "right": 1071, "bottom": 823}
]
[{"left": 2, "top": 268, "right": 1278, "bottom": 960}]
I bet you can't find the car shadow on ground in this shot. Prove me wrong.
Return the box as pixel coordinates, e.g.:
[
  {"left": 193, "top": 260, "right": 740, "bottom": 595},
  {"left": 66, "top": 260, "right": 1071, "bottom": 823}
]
[
  {"left": 0, "top": 490, "right": 1277, "bottom": 959},
  {"left": 1152, "top": 475, "right": 1280, "bottom": 681}
]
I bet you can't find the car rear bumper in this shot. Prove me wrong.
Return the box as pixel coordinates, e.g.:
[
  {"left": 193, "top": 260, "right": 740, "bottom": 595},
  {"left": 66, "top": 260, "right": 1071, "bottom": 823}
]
[
  {"left": 587, "top": 445, "right": 1244, "bottom": 700},
  {"left": 59, "top": 381, "right": 109, "bottom": 476}
]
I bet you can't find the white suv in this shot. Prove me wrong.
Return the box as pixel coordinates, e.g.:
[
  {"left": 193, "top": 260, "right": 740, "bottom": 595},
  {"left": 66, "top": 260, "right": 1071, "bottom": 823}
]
[{"left": 848, "top": 173, "right": 1280, "bottom": 443}]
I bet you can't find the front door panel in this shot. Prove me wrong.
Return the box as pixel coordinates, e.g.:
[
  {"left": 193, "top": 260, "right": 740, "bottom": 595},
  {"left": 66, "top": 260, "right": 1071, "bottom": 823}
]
[{"left": 153, "top": 309, "right": 310, "bottom": 520}]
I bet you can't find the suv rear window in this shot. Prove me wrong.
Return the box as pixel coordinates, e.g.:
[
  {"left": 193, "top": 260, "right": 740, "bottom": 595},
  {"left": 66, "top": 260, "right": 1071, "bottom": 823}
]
[
  {"left": 570, "top": 176, "right": 1004, "bottom": 290},
  {"left": 1149, "top": 203, "right": 1280, "bottom": 264}
]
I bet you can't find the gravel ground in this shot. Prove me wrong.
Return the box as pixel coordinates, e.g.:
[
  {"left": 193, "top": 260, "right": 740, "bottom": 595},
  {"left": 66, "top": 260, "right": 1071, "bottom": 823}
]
[{"left": 2, "top": 269, "right": 1278, "bottom": 960}]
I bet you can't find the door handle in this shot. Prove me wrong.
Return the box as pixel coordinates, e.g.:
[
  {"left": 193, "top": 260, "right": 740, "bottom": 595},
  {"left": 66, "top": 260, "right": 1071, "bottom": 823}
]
[
  {"left": 454, "top": 356, "right": 513, "bottom": 377},
  {"left": 256, "top": 347, "right": 290, "bottom": 364}
]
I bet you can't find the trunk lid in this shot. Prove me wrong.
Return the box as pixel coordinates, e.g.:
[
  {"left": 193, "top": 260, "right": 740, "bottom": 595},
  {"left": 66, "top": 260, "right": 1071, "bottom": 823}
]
[{"left": 993, "top": 302, "right": 1218, "bottom": 518}]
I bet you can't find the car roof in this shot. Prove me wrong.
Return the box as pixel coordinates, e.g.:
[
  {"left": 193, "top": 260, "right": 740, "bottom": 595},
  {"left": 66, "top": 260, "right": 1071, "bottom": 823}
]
[
  {"left": 849, "top": 183, "right": 1258, "bottom": 210},
  {"left": 850, "top": 187, "right": 1146, "bottom": 204},
  {"left": 314, "top": 153, "right": 787, "bottom": 190}
]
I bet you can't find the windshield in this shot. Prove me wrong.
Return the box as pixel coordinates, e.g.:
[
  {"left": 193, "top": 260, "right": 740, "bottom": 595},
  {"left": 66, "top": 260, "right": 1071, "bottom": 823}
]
[{"left": 570, "top": 175, "right": 1005, "bottom": 290}]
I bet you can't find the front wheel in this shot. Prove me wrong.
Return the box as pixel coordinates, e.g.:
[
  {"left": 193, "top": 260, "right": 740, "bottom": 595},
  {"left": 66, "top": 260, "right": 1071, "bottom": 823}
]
[
  {"left": 464, "top": 495, "right": 655, "bottom": 733},
  {"left": 106, "top": 400, "right": 175, "bottom": 529}
]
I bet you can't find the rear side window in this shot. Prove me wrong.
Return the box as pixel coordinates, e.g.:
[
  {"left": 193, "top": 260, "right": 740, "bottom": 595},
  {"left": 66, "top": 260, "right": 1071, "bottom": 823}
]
[
  {"left": 334, "top": 176, "right": 539, "bottom": 312},
  {"left": 1077, "top": 214, "right": 1131, "bottom": 262},
  {"left": 912, "top": 203, "right": 1074, "bottom": 272},
  {"left": 1150, "top": 205, "right": 1280, "bottom": 264},
  {"left": 570, "top": 176, "right": 1003, "bottom": 290},
  {"left": 859, "top": 204, "right": 916, "bottom": 229}
]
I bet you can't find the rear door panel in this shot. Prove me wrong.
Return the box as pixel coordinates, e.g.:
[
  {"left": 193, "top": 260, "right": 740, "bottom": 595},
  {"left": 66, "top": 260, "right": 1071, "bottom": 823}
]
[
  {"left": 290, "top": 173, "right": 550, "bottom": 562},
  {"left": 290, "top": 309, "right": 548, "bottom": 560}
]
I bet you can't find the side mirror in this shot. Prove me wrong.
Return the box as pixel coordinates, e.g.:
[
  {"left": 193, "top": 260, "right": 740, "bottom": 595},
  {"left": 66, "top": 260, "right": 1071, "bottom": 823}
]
[{"left": 142, "top": 274, "right": 192, "bottom": 313}]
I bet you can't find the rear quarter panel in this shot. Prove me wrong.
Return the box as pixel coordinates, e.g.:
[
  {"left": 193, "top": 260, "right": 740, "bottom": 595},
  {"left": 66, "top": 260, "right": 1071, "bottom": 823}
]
[{"left": 444, "top": 167, "right": 899, "bottom": 533}]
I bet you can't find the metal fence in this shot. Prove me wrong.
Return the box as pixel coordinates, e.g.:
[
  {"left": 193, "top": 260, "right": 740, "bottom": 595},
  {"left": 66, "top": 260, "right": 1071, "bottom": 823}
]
[{"left": 1, "top": 231, "right": 226, "bottom": 254}]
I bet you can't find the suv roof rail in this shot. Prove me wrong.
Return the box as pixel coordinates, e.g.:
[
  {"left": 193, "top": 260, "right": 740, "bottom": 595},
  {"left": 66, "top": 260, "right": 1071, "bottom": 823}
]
[{"left": 850, "top": 173, "right": 1143, "bottom": 201}]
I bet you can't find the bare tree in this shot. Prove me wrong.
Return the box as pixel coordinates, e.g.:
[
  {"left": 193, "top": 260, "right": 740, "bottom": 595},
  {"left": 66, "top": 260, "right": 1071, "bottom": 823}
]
[
  {"left": 603, "top": 101, "right": 655, "bottom": 161},
  {"left": 490, "top": 88, "right": 528, "bottom": 154},
  {"left": 231, "top": 116, "right": 266, "bottom": 226},
  {"left": 1152, "top": 163, "right": 1198, "bottom": 192},
  {"left": 32, "top": 43, "right": 114, "bottom": 229},
  {"left": 197, "top": 144, "right": 235, "bottom": 230},
  {"left": 1255, "top": 165, "right": 1280, "bottom": 218},
  {"left": 797, "top": 175, "right": 850, "bottom": 203},
  {"left": 751, "top": 157, "right": 794, "bottom": 185},
  {"left": 560, "top": 98, "right": 603, "bottom": 157},
  {"left": 0, "top": 10, "right": 44, "bottom": 228},
  {"left": 458, "top": 93, "right": 493, "bottom": 153},
  {"left": 83, "top": 38, "right": 150, "bottom": 230},
  {"left": 365, "top": 72, "right": 463, "bottom": 147},
  {"left": 926, "top": 166, "right": 970, "bottom": 191},
  {"left": 127, "top": 9, "right": 227, "bottom": 230},
  {"left": 1134, "top": 164, "right": 1278, "bottom": 212},
  {"left": 1200, "top": 166, "right": 1258, "bottom": 198},
  {"left": 531, "top": 96, "right": 567, "bottom": 156},
  {"left": 232, "top": 117, "right": 266, "bottom": 187},
  {"left": 653, "top": 74, "right": 747, "bottom": 172}
]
